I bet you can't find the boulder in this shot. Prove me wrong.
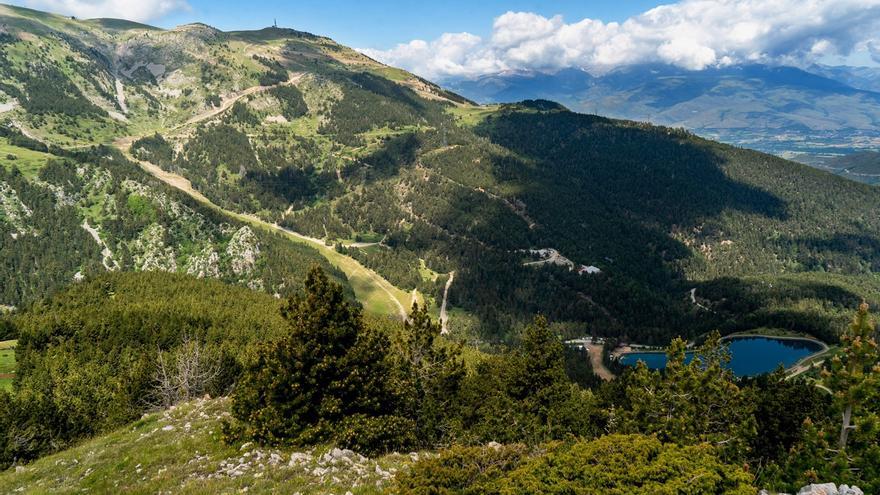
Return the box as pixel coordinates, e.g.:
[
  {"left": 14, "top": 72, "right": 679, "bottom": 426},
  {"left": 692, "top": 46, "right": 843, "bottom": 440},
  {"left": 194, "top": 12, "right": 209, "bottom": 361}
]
[
  {"left": 838, "top": 486, "right": 863, "bottom": 495},
  {"left": 798, "top": 484, "right": 839, "bottom": 495}
]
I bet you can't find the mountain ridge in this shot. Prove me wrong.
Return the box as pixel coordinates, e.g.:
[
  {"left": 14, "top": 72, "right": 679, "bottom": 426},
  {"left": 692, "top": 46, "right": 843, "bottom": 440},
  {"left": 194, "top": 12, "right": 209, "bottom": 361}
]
[
  {"left": 3, "top": 5, "right": 880, "bottom": 345},
  {"left": 1, "top": 5, "right": 880, "bottom": 493},
  {"left": 444, "top": 62, "right": 880, "bottom": 158}
]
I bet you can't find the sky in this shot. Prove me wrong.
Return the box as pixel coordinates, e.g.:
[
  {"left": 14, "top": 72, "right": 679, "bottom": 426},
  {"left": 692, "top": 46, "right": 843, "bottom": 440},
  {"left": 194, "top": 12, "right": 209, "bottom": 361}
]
[{"left": 9, "top": 0, "right": 880, "bottom": 79}]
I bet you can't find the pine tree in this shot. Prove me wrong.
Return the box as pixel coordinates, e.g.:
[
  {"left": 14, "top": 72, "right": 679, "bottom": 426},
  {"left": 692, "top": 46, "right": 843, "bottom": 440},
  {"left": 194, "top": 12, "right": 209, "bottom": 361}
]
[
  {"left": 616, "top": 332, "right": 755, "bottom": 459},
  {"left": 823, "top": 302, "right": 880, "bottom": 451},
  {"left": 396, "top": 303, "right": 465, "bottom": 446},
  {"left": 231, "top": 266, "right": 402, "bottom": 451},
  {"left": 780, "top": 304, "right": 880, "bottom": 492},
  {"left": 510, "top": 315, "right": 588, "bottom": 441}
]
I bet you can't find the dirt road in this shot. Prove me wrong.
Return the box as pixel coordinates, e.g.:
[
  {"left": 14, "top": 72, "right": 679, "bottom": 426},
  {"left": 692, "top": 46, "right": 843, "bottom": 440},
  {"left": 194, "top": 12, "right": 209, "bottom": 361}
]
[
  {"left": 125, "top": 150, "right": 411, "bottom": 322},
  {"left": 109, "top": 72, "right": 420, "bottom": 321},
  {"left": 181, "top": 72, "right": 304, "bottom": 127},
  {"left": 439, "top": 271, "right": 454, "bottom": 334},
  {"left": 589, "top": 343, "right": 615, "bottom": 381}
]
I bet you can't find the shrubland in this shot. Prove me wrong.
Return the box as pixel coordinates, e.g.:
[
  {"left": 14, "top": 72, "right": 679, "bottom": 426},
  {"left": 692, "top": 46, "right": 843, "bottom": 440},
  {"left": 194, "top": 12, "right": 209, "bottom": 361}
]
[{"left": 2, "top": 268, "right": 877, "bottom": 493}]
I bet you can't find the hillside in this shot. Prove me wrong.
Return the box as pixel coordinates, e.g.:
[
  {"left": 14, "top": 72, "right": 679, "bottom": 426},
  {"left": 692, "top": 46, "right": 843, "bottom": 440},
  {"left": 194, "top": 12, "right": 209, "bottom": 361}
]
[
  {"left": 445, "top": 64, "right": 880, "bottom": 158},
  {"left": 2, "top": 266, "right": 876, "bottom": 493},
  {"left": 0, "top": 397, "right": 762, "bottom": 495},
  {"left": 1, "top": 5, "right": 879, "bottom": 494},
  {"left": 800, "top": 151, "right": 880, "bottom": 186},
  {"left": 0, "top": 397, "right": 412, "bottom": 494},
  {"left": 0, "top": 4, "right": 427, "bottom": 318},
  {"left": 2, "top": 4, "right": 880, "bottom": 345}
]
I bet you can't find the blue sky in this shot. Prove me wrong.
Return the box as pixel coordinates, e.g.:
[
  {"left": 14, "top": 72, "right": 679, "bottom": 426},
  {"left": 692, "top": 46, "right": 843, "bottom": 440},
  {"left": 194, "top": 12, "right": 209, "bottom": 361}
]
[
  {"left": 12, "top": 0, "right": 880, "bottom": 78},
  {"left": 156, "top": 1, "right": 664, "bottom": 50}
]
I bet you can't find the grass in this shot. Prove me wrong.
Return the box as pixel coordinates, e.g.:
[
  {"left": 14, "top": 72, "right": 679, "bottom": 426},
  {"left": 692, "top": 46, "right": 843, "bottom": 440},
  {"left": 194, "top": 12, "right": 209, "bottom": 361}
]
[
  {"left": 312, "top": 241, "right": 416, "bottom": 318},
  {"left": 418, "top": 259, "right": 440, "bottom": 283},
  {"left": 0, "top": 340, "right": 16, "bottom": 391},
  {"left": 447, "top": 105, "right": 500, "bottom": 127},
  {"left": 120, "top": 144, "right": 415, "bottom": 320},
  {"left": 0, "top": 397, "right": 414, "bottom": 494},
  {"left": 226, "top": 211, "right": 415, "bottom": 320},
  {"left": 369, "top": 66, "right": 412, "bottom": 82},
  {"left": 0, "top": 138, "right": 56, "bottom": 178}
]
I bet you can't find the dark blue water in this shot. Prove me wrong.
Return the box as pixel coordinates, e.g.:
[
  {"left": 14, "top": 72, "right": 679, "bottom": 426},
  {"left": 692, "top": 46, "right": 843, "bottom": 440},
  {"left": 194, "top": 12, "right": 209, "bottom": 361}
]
[{"left": 618, "top": 337, "right": 824, "bottom": 377}]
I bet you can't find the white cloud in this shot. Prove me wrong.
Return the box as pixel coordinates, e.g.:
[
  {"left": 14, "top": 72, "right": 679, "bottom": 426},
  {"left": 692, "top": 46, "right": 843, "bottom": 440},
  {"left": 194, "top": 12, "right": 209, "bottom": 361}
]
[
  {"left": 16, "top": 0, "right": 189, "bottom": 23},
  {"left": 361, "top": 0, "right": 880, "bottom": 80}
]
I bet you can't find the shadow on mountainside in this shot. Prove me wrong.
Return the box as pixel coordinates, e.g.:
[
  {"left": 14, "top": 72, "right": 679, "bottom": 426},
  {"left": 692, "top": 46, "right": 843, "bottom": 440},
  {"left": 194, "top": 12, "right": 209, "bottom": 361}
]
[{"left": 472, "top": 108, "right": 788, "bottom": 286}]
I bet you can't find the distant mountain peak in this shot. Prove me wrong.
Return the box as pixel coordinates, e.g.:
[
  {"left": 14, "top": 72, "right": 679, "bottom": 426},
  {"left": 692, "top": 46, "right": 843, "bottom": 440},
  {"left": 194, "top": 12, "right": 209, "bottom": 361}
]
[{"left": 444, "top": 62, "right": 880, "bottom": 157}]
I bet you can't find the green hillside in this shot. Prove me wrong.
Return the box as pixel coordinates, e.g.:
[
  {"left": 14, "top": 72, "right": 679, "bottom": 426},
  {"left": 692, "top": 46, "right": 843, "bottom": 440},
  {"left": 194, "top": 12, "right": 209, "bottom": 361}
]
[
  {"left": 0, "top": 397, "right": 412, "bottom": 494},
  {"left": 0, "top": 339, "right": 13, "bottom": 391},
  {"left": 1, "top": 5, "right": 879, "bottom": 493},
  {"left": 2, "top": 270, "right": 830, "bottom": 493},
  {"left": 3, "top": 2, "right": 880, "bottom": 343},
  {"left": 824, "top": 151, "right": 880, "bottom": 185}
]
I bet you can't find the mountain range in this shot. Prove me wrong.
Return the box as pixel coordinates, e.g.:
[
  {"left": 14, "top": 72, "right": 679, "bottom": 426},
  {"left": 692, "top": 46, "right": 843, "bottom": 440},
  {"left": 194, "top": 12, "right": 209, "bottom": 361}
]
[
  {"left": 1, "top": 4, "right": 879, "bottom": 493},
  {"left": 1, "top": 3, "right": 879, "bottom": 344},
  {"left": 444, "top": 63, "right": 880, "bottom": 160}
]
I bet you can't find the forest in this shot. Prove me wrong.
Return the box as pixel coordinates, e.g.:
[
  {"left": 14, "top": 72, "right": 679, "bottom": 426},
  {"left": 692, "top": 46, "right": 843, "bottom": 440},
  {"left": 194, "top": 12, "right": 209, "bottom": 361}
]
[
  {"left": 0, "top": 268, "right": 876, "bottom": 493},
  {"left": 1, "top": 127, "right": 346, "bottom": 308},
  {"left": 0, "top": 9, "right": 879, "bottom": 493},
  {"left": 106, "top": 35, "right": 880, "bottom": 348}
]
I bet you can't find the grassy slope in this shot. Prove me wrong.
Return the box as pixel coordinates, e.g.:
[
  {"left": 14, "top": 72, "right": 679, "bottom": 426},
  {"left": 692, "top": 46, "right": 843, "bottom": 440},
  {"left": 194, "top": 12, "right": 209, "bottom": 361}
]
[
  {"left": 246, "top": 215, "right": 417, "bottom": 318},
  {"left": 0, "top": 398, "right": 413, "bottom": 494},
  {"left": 0, "top": 339, "right": 14, "bottom": 391},
  {"left": 127, "top": 152, "right": 415, "bottom": 318},
  {"left": 0, "top": 139, "right": 55, "bottom": 178},
  {"left": 0, "top": 5, "right": 420, "bottom": 320}
]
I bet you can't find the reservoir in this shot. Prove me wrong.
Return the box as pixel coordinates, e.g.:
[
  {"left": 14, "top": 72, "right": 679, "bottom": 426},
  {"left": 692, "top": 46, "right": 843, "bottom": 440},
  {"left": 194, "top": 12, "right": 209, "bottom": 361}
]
[{"left": 618, "top": 336, "right": 825, "bottom": 377}]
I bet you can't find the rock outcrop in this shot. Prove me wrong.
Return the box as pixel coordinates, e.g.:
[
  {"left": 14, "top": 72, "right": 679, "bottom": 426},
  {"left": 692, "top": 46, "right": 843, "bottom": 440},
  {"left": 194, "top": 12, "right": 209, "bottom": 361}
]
[{"left": 761, "top": 483, "right": 864, "bottom": 495}]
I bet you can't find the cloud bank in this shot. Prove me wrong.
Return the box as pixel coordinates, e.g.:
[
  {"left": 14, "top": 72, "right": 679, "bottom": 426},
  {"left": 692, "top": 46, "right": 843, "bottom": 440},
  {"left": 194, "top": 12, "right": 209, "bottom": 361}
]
[
  {"left": 16, "top": 0, "right": 189, "bottom": 23},
  {"left": 360, "top": 0, "right": 880, "bottom": 80}
]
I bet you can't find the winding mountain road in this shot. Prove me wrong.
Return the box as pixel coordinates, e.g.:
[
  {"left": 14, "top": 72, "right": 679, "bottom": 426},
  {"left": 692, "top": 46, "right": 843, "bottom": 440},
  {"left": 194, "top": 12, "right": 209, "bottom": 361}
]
[
  {"left": 181, "top": 72, "right": 304, "bottom": 128},
  {"left": 110, "top": 72, "right": 418, "bottom": 321},
  {"left": 125, "top": 152, "right": 411, "bottom": 321}
]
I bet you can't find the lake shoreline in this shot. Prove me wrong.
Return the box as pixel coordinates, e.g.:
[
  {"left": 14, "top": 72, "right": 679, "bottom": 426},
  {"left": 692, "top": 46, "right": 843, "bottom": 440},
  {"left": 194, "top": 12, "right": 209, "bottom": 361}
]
[{"left": 616, "top": 335, "right": 829, "bottom": 377}]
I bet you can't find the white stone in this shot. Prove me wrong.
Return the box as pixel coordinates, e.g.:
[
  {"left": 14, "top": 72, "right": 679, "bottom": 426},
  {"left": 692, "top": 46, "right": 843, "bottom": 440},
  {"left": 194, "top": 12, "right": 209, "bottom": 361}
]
[
  {"left": 798, "top": 483, "right": 839, "bottom": 495},
  {"left": 839, "top": 486, "right": 863, "bottom": 495},
  {"left": 289, "top": 452, "right": 311, "bottom": 466}
]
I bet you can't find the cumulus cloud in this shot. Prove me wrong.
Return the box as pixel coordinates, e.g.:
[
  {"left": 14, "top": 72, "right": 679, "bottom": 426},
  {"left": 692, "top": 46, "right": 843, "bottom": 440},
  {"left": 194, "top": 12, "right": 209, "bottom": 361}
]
[
  {"left": 360, "top": 0, "right": 880, "bottom": 80},
  {"left": 16, "top": 0, "right": 189, "bottom": 23}
]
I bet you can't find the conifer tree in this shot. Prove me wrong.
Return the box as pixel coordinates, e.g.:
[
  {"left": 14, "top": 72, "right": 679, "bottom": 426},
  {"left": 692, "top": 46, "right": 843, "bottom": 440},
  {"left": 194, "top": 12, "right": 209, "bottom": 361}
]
[
  {"left": 396, "top": 303, "right": 465, "bottom": 446},
  {"left": 823, "top": 302, "right": 879, "bottom": 451},
  {"left": 232, "top": 266, "right": 402, "bottom": 451},
  {"left": 510, "top": 315, "right": 590, "bottom": 441},
  {"left": 616, "top": 332, "right": 755, "bottom": 459},
  {"left": 780, "top": 304, "right": 880, "bottom": 492}
]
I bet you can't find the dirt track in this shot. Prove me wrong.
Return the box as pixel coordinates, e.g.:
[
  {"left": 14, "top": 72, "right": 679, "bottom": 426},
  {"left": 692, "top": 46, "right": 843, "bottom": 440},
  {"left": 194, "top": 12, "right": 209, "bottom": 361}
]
[
  {"left": 439, "top": 271, "right": 454, "bottom": 334},
  {"left": 589, "top": 343, "right": 615, "bottom": 381},
  {"left": 181, "top": 72, "right": 304, "bottom": 127}
]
